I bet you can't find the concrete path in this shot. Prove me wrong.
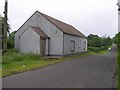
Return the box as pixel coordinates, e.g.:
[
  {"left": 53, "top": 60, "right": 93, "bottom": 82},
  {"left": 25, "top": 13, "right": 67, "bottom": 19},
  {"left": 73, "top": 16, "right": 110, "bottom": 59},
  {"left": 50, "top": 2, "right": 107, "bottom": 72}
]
[{"left": 2, "top": 45, "right": 117, "bottom": 88}]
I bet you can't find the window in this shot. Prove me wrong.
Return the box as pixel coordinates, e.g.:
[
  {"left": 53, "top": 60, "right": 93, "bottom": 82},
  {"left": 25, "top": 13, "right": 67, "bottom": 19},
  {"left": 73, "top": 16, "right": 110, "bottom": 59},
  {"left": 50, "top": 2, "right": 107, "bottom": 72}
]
[
  {"left": 79, "top": 40, "right": 81, "bottom": 48},
  {"left": 71, "top": 40, "right": 75, "bottom": 52},
  {"left": 83, "top": 42, "right": 86, "bottom": 50}
]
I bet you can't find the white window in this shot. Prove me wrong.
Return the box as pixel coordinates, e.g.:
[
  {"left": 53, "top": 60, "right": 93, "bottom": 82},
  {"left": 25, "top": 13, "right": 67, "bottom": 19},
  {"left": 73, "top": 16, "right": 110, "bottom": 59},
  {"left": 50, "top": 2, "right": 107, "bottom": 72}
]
[{"left": 71, "top": 40, "right": 75, "bottom": 52}]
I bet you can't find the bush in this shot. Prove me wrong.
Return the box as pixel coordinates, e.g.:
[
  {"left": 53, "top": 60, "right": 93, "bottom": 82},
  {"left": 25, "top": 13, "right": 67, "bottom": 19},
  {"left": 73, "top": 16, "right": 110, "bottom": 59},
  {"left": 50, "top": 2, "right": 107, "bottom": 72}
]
[
  {"left": 7, "top": 31, "right": 16, "bottom": 49},
  {"left": 88, "top": 46, "right": 108, "bottom": 52},
  {"left": 114, "top": 32, "right": 120, "bottom": 48},
  {"left": 118, "top": 48, "right": 120, "bottom": 89},
  {"left": 7, "top": 41, "right": 14, "bottom": 49}
]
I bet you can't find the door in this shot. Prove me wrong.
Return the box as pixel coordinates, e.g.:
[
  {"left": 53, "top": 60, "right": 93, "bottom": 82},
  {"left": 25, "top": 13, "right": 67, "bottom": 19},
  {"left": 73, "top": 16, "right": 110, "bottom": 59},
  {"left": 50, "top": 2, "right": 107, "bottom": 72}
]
[{"left": 40, "top": 38, "right": 46, "bottom": 56}]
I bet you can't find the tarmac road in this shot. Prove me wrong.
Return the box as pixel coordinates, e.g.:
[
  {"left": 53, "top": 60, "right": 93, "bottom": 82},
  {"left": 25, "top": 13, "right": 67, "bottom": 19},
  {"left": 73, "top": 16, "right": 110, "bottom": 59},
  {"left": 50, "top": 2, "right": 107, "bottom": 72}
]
[{"left": 2, "top": 45, "right": 117, "bottom": 88}]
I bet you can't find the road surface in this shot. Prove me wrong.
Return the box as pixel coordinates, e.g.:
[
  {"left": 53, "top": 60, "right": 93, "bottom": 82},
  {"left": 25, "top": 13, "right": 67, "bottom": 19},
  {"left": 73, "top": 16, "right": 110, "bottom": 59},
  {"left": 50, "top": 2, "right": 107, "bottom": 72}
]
[{"left": 2, "top": 45, "right": 117, "bottom": 88}]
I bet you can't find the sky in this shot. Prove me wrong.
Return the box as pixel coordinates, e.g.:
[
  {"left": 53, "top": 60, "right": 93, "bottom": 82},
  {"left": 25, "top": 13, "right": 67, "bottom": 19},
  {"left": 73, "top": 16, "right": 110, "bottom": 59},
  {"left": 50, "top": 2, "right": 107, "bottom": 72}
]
[{"left": 0, "top": 0, "right": 118, "bottom": 37}]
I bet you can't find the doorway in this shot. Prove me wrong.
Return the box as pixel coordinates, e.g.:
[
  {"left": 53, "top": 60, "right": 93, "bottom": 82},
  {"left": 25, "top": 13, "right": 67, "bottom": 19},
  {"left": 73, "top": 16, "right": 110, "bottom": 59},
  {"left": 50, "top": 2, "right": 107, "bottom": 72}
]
[{"left": 40, "top": 38, "right": 46, "bottom": 56}]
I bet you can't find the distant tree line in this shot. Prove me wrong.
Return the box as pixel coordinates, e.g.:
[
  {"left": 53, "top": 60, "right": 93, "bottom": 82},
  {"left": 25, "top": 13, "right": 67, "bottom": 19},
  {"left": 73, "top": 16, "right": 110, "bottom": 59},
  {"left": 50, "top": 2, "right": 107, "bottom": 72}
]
[{"left": 87, "top": 34, "right": 113, "bottom": 48}]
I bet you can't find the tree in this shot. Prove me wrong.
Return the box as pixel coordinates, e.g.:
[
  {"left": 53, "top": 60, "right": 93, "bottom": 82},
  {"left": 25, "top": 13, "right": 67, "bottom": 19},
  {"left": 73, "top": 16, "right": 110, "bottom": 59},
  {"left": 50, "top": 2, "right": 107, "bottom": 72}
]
[
  {"left": 7, "top": 31, "right": 16, "bottom": 48},
  {"left": 101, "top": 36, "right": 112, "bottom": 47},
  {"left": 0, "top": 15, "right": 2, "bottom": 49},
  {"left": 93, "top": 37, "right": 102, "bottom": 47},
  {"left": 87, "top": 34, "right": 112, "bottom": 48},
  {"left": 114, "top": 32, "right": 120, "bottom": 48},
  {"left": 87, "top": 34, "right": 102, "bottom": 47}
]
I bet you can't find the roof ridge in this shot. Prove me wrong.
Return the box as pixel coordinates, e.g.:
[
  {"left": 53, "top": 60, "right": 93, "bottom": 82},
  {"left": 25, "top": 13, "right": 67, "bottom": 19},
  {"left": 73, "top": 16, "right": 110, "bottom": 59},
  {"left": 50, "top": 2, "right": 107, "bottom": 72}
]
[
  {"left": 37, "top": 11, "right": 73, "bottom": 27},
  {"left": 36, "top": 11, "right": 86, "bottom": 38},
  {"left": 16, "top": 10, "right": 86, "bottom": 38}
]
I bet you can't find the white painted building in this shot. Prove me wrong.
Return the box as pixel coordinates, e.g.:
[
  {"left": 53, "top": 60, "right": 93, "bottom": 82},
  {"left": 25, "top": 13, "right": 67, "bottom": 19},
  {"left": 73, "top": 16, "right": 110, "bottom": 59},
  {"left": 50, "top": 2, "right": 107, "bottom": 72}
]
[{"left": 15, "top": 11, "right": 87, "bottom": 56}]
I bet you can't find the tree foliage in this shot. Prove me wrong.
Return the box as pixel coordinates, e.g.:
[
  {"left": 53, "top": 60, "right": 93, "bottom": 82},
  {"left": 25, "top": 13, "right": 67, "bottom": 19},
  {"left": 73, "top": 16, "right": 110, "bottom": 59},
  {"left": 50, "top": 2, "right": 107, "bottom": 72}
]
[
  {"left": 101, "top": 36, "right": 112, "bottom": 47},
  {"left": 87, "top": 34, "right": 112, "bottom": 47},
  {"left": 87, "top": 34, "right": 101, "bottom": 47},
  {"left": 7, "top": 31, "right": 16, "bottom": 49},
  {"left": 114, "top": 32, "right": 120, "bottom": 48}
]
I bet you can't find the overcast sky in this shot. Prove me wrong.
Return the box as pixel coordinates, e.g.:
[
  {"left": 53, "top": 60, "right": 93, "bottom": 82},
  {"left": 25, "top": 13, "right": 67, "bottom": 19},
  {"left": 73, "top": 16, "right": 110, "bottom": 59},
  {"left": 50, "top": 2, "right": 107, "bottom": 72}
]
[{"left": 0, "top": 0, "right": 118, "bottom": 37}]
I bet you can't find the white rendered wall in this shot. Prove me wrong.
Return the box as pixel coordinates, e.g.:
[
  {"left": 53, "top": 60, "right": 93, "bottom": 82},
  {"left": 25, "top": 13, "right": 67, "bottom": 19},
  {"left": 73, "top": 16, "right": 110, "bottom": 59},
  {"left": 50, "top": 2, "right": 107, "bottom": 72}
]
[
  {"left": 15, "top": 12, "right": 38, "bottom": 51},
  {"left": 36, "top": 12, "right": 64, "bottom": 55},
  {"left": 64, "top": 34, "right": 87, "bottom": 55},
  {"left": 20, "top": 27, "right": 40, "bottom": 55}
]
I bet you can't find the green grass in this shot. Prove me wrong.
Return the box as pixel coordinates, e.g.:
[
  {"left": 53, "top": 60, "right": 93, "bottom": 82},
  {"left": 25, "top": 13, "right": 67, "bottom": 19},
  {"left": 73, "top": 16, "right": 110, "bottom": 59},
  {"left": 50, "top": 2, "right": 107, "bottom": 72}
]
[
  {"left": 2, "top": 49, "right": 92, "bottom": 77},
  {"left": 117, "top": 47, "right": 120, "bottom": 90},
  {"left": 89, "top": 50, "right": 108, "bottom": 55},
  {"left": 88, "top": 46, "right": 108, "bottom": 55},
  {"left": 0, "top": 55, "right": 2, "bottom": 77}
]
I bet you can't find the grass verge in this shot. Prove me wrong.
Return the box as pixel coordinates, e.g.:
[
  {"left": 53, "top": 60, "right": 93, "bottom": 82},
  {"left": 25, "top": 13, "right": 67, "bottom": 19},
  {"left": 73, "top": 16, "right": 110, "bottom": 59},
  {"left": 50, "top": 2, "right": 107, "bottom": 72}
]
[
  {"left": 0, "top": 55, "right": 2, "bottom": 78},
  {"left": 88, "top": 46, "right": 109, "bottom": 53},
  {"left": 88, "top": 49, "right": 108, "bottom": 55},
  {"left": 117, "top": 47, "right": 120, "bottom": 90}
]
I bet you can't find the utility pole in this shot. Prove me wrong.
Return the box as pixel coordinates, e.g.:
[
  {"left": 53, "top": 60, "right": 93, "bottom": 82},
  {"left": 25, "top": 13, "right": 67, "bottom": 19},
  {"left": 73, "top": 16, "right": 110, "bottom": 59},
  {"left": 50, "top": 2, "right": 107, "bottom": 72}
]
[
  {"left": 3, "top": 0, "right": 8, "bottom": 52},
  {"left": 0, "top": 16, "right": 2, "bottom": 51},
  {"left": 117, "top": 0, "right": 120, "bottom": 32},
  {"left": 117, "top": 0, "right": 120, "bottom": 12}
]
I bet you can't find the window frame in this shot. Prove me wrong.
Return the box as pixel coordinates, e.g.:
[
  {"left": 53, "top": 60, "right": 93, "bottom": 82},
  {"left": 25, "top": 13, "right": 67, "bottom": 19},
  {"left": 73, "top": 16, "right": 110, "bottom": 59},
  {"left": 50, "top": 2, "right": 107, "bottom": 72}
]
[
  {"left": 71, "top": 40, "right": 75, "bottom": 52},
  {"left": 83, "top": 41, "right": 86, "bottom": 50},
  {"left": 79, "top": 40, "right": 81, "bottom": 48}
]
